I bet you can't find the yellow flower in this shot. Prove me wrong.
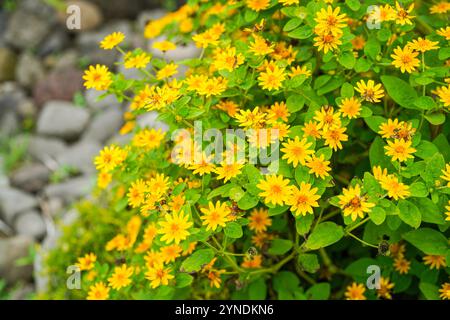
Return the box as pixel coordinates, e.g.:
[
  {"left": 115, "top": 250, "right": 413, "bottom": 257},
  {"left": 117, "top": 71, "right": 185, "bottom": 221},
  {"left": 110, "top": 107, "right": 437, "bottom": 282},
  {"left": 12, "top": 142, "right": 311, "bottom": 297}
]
[
  {"left": 249, "top": 208, "right": 272, "bottom": 233},
  {"left": 355, "top": 80, "right": 385, "bottom": 103},
  {"left": 234, "top": 107, "right": 266, "bottom": 129},
  {"left": 339, "top": 97, "right": 361, "bottom": 119},
  {"left": 216, "top": 100, "right": 240, "bottom": 117},
  {"left": 152, "top": 40, "right": 177, "bottom": 52},
  {"left": 200, "top": 201, "right": 231, "bottom": 231},
  {"left": 145, "top": 264, "right": 174, "bottom": 288},
  {"left": 75, "top": 253, "right": 97, "bottom": 271},
  {"left": 289, "top": 65, "right": 312, "bottom": 78},
  {"left": 106, "top": 234, "right": 129, "bottom": 251},
  {"left": 372, "top": 166, "right": 389, "bottom": 181},
  {"left": 395, "top": 1, "right": 415, "bottom": 25},
  {"left": 384, "top": 139, "right": 416, "bottom": 162},
  {"left": 345, "top": 282, "right": 366, "bottom": 300},
  {"left": 445, "top": 200, "right": 450, "bottom": 221},
  {"left": 213, "top": 46, "right": 244, "bottom": 71},
  {"left": 97, "top": 171, "right": 112, "bottom": 189},
  {"left": 124, "top": 52, "right": 151, "bottom": 69},
  {"left": 389, "top": 242, "right": 406, "bottom": 258},
  {"left": 393, "top": 256, "right": 410, "bottom": 274},
  {"left": 108, "top": 264, "right": 133, "bottom": 290},
  {"left": 156, "top": 63, "right": 178, "bottom": 80},
  {"left": 439, "top": 282, "right": 450, "bottom": 300},
  {"left": 188, "top": 153, "right": 216, "bottom": 176},
  {"left": 351, "top": 36, "right": 366, "bottom": 50},
  {"left": 313, "top": 32, "right": 342, "bottom": 53},
  {"left": 314, "top": 5, "right": 347, "bottom": 36},
  {"left": 83, "top": 64, "right": 112, "bottom": 91},
  {"left": 423, "top": 255, "right": 447, "bottom": 270},
  {"left": 430, "top": 2, "right": 450, "bottom": 14},
  {"left": 268, "top": 101, "right": 290, "bottom": 123},
  {"left": 132, "top": 128, "right": 165, "bottom": 150},
  {"left": 214, "top": 162, "right": 244, "bottom": 182},
  {"left": 377, "top": 277, "right": 395, "bottom": 299},
  {"left": 279, "top": 0, "right": 299, "bottom": 6},
  {"left": 160, "top": 244, "right": 182, "bottom": 263},
  {"left": 287, "top": 182, "right": 320, "bottom": 216},
  {"left": 338, "top": 184, "right": 375, "bottom": 221},
  {"left": 208, "top": 270, "right": 224, "bottom": 288},
  {"left": 249, "top": 34, "right": 274, "bottom": 56},
  {"left": 377, "top": 4, "right": 396, "bottom": 22},
  {"left": 87, "top": 282, "right": 109, "bottom": 300},
  {"left": 407, "top": 37, "right": 439, "bottom": 53},
  {"left": 100, "top": 32, "right": 125, "bottom": 50},
  {"left": 94, "top": 145, "right": 127, "bottom": 172},
  {"left": 437, "top": 27, "right": 450, "bottom": 40},
  {"left": 379, "top": 175, "right": 410, "bottom": 200},
  {"left": 197, "top": 76, "right": 228, "bottom": 97},
  {"left": 242, "top": 254, "right": 262, "bottom": 268},
  {"left": 257, "top": 174, "right": 292, "bottom": 206},
  {"left": 192, "top": 30, "right": 220, "bottom": 48},
  {"left": 142, "top": 223, "right": 158, "bottom": 247},
  {"left": 314, "top": 107, "right": 342, "bottom": 131},
  {"left": 158, "top": 210, "right": 193, "bottom": 244},
  {"left": 127, "top": 179, "right": 148, "bottom": 208},
  {"left": 258, "top": 63, "right": 286, "bottom": 91},
  {"left": 379, "top": 118, "right": 402, "bottom": 139},
  {"left": 322, "top": 126, "right": 348, "bottom": 151},
  {"left": 246, "top": 0, "right": 270, "bottom": 12},
  {"left": 434, "top": 85, "right": 450, "bottom": 107},
  {"left": 179, "top": 18, "right": 193, "bottom": 33},
  {"left": 281, "top": 136, "right": 314, "bottom": 167},
  {"left": 306, "top": 154, "right": 331, "bottom": 179},
  {"left": 303, "top": 121, "right": 322, "bottom": 139},
  {"left": 148, "top": 173, "right": 170, "bottom": 197},
  {"left": 391, "top": 46, "right": 420, "bottom": 73}
]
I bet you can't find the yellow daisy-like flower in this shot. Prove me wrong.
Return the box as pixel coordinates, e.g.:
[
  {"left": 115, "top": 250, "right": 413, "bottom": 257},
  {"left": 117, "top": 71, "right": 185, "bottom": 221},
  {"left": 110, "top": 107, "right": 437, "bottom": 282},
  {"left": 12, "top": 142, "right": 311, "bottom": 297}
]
[
  {"left": 378, "top": 118, "right": 402, "bottom": 139},
  {"left": 160, "top": 244, "right": 183, "bottom": 263},
  {"left": 423, "top": 255, "right": 447, "bottom": 270},
  {"left": 100, "top": 32, "right": 125, "bottom": 50},
  {"left": 313, "top": 32, "right": 342, "bottom": 54},
  {"left": 306, "top": 154, "right": 331, "bottom": 179},
  {"left": 314, "top": 5, "right": 348, "bottom": 36},
  {"left": 339, "top": 97, "right": 361, "bottom": 119},
  {"left": 395, "top": 1, "right": 415, "bottom": 25},
  {"left": 75, "top": 252, "right": 97, "bottom": 271},
  {"left": 248, "top": 207, "right": 272, "bottom": 233},
  {"left": 216, "top": 100, "right": 240, "bottom": 117},
  {"left": 377, "top": 277, "right": 395, "bottom": 299},
  {"left": 281, "top": 136, "right": 314, "bottom": 167},
  {"left": 192, "top": 30, "right": 220, "bottom": 48},
  {"left": 338, "top": 184, "right": 375, "bottom": 221},
  {"left": 407, "top": 37, "right": 439, "bottom": 53},
  {"left": 372, "top": 166, "right": 389, "bottom": 181},
  {"left": 384, "top": 139, "right": 416, "bottom": 162},
  {"left": 434, "top": 85, "right": 450, "bottom": 107},
  {"left": 355, "top": 80, "right": 385, "bottom": 103},
  {"left": 87, "top": 282, "right": 110, "bottom": 300},
  {"left": 345, "top": 282, "right": 366, "bottom": 300},
  {"left": 322, "top": 126, "right": 348, "bottom": 151},
  {"left": 314, "top": 106, "right": 341, "bottom": 130},
  {"left": 303, "top": 121, "right": 322, "bottom": 139},
  {"left": 394, "top": 256, "right": 411, "bottom": 274},
  {"left": 379, "top": 175, "right": 410, "bottom": 200},
  {"left": 108, "top": 264, "right": 133, "bottom": 290},
  {"left": 445, "top": 200, "right": 450, "bottom": 221},
  {"left": 132, "top": 128, "right": 165, "bottom": 150},
  {"left": 158, "top": 210, "right": 193, "bottom": 244},
  {"left": 246, "top": 0, "right": 270, "bottom": 12},
  {"left": 124, "top": 52, "right": 151, "bottom": 69},
  {"left": 127, "top": 179, "right": 149, "bottom": 208},
  {"left": 268, "top": 101, "right": 290, "bottom": 123},
  {"left": 234, "top": 107, "right": 266, "bottom": 129},
  {"left": 152, "top": 40, "right": 177, "bottom": 52},
  {"left": 97, "top": 171, "right": 112, "bottom": 189},
  {"left": 289, "top": 65, "right": 312, "bottom": 78},
  {"left": 391, "top": 46, "right": 420, "bottom": 73},
  {"left": 440, "top": 164, "right": 450, "bottom": 187},
  {"left": 258, "top": 63, "right": 286, "bottom": 91},
  {"left": 145, "top": 264, "right": 174, "bottom": 289},
  {"left": 439, "top": 282, "right": 450, "bottom": 300},
  {"left": 287, "top": 182, "right": 320, "bottom": 216},
  {"left": 430, "top": 2, "right": 450, "bottom": 14},
  {"left": 94, "top": 145, "right": 127, "bottom": 172},
  {"left": 213, "top": 46, "right": 245, "bottom": 71},
  {"left": 200, "top": 201, "right": 231, "bottom": 231},
  {"left": 148, "top": 173, "right": 170, "bottom": 197},
  {"left": 188, "top": 153, "right": 216, "bottom": 176},
  {"left": 249, "top": 34, "right": 275, "bottom": 56},
  {"left": 279, "top": 0, "right": 299, "bottom": 6},
  {"left": 197, "top": 76, "right": 228, "bottom": 97},
  {"left": 214, "top": 162, "right": 244, "bottom": 182},
  {"left": 437, "top": 27, "right": 450, "bottom": 40},
  {"left": 83, "top": 64, "right": 113, "bottom": 91},
  {"left": 257, "top": 174, "right": 292, "bottom": 206},
  {"left": 156, "top": 63, "right": 178, "bottom": 80}
]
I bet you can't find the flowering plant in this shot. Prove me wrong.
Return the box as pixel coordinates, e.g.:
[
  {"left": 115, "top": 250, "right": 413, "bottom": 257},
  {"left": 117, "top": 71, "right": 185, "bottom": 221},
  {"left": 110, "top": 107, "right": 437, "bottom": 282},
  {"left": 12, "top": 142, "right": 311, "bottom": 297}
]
[{"left": 44, "top": 0, "right": 450, "bottom": 300}]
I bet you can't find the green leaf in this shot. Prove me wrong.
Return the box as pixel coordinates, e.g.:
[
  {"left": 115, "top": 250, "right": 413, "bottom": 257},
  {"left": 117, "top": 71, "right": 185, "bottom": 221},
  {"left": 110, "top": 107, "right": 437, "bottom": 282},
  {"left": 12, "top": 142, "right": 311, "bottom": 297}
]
[
  {"left": 268, "top": 205, "right": 289, "bottom": 216},
  {"left": 414, "top": 96, "right": 436, "bottom": 110},
  {"left": 297, "top": 253, "right": 320, "bottom": 273},
  {"left": 286, "top": 94, "right": 305, "bottom": 112},
  {"left": 237, "top": 193, "right": 259, "bottom": 210},
  {"left": 409, "top": 182, "right": 428, "bottom": 197},
  {"left": 340, "top": 82, "right": 354, "bottom": 98},
  {"left": 438, "top": 47, "right": 450, "bottom": 60},
  {"left": 181, "top": 249, "right": 215, "bottom": 272},
  {"left": 415, "top": 141, "right": 439, "bottom": 160},
  {"left": 295, "top": 165, "right": 311, "bottom": 185},
  {"left": 288, "top": 25, "right": 313, "bottom": 39},
  {"left": 424, "top": 112, "right": 446, "bottom": 125},
  {"left": 419, "top": 282, "right": 440, "bottom": 300},
  {"left": 369, "top": 207, "right": 386, "bottom": 225},
  {"left": 295, "top": 214, "right": 314, "bottom": 236},
  {"left": 421, "top": 153, "right": 445, "bottom": 187},
  {"left": 345, "top": 0, "right": 361, "bottom": 11},
  {"left": 410, "top": 198, "right": 445, "bottom": 225},
  {"left": 338, "top": 51, "right": 356, "bottom": 69},
  {"left": 244, "top": 9, "right": 258, "bottom": 22},
  {"left": 283, "top": 18, "right": 302, "bottom": 32},
  {"left": 433, "top": 134, "right": 450, "bottom": 162},
  {"left": 305, "top": 222, "right": 344, "bottom": 250},
  {"left": 248, "top": 278, "right": 267, "bottom": 300},
  {"left": 269, "top": 239, "right": 293, "bottom": 255},
  {"left": 397, "top": 200, "right": 421, "bottom": 229},
  {"left": 364, "top": 38, "right": 381, "bottom": 60},
  {"left": 364, "top": 115, "right": 386, "bottom": 133},
  {"left": 402, "top": 228, "right": 449, "bottom": 255},
  {"left": 381, "top": 75, "right": 418, "bottom": 109},
  {"left": 175, "top": 273, "right": 194, "bottom": 288},
  {"left": 224, "top": 222, "right": 243, "bottom": 238},
  {"left": 306, "top": 283, "right": 330, "bottom": 300}
]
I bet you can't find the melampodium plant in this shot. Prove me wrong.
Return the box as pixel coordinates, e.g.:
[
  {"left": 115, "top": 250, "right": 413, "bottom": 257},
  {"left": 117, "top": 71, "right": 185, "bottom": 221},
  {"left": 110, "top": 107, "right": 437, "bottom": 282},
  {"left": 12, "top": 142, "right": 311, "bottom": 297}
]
[{"left": 43, "top": 0, "right": 450, "bottom": 300}]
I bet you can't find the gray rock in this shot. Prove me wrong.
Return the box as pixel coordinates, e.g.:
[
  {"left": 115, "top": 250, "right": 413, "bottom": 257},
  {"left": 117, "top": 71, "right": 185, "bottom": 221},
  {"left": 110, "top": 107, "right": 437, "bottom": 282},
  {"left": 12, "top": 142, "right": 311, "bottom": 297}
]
[
  {"left": 82, "top": 109, "right": 123, "bottom": 143},
  {"left": 10, "top": 163, "right": 51, "bottom": 193},
  {"left": 28, "top": 136, "right": 67, "bottom": 162},
  {"left": 0, "top": 236, "right": 34, "bottom": 284},
  {"left": 43, "top": 175, "right": 93, "bottom": 204},
  {"left": 5, "top": 10, "right": 50, "bottom": 49},
  {"left": 15, "top": 98, "right": 38, "bottom": 119},
  {"left": 84, "top": 89, "right": 121, "bottom": 110},
  {"left": 137, "top": 111, "right": 169, "bottom": 132},
  {"left": 14, "top": 210, "right": 47, "bottom": 240},
  {"left": 41, "top": 197, "right": 65, "bottom": 218},
  {"left": 9, "top": 284, "right": 34, "bottom": 300},
  {"left": 108, "top": 133, "right": 132, "bottom": 146},
  {"left": 37, "top": 29, "right": 69, "bottom": 57},
  {"left": 0, "top": 187, "right": 38, "bottom": 224},
  {"left": 52, "top": 50, "right": 79, "bottom": 70},
  {"left": 37, "top": 101, "right": 90, "bottom": 140},
  {"left": 0, "top": 111, "right": 19, "bottom": 137},
  {"left": 0, "top": 47, "right": 17, "bottom": 82},
  {"left": 56, "top": 140, "right": 101, "bottom": 174},
  {"left": 20, "top": 0, "right": 56, "bottom": 20},
  {"left": 15, "top": 53, "right": 46, "bottom": 89}
]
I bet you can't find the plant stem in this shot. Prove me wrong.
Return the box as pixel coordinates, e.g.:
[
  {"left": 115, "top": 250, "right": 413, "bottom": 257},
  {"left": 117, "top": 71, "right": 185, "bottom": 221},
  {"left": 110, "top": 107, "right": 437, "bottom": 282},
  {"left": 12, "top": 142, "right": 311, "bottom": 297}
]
[{"left": 346, "top": 232, "right": 378, "bottom": 248}]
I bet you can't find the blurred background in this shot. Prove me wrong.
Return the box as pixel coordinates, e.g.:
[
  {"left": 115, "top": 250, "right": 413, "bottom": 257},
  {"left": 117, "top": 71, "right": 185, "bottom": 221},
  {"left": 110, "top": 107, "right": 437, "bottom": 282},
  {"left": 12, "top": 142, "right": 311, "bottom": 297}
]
[{"left": 0, "top": 0, "right": 186, "bottom": 299}]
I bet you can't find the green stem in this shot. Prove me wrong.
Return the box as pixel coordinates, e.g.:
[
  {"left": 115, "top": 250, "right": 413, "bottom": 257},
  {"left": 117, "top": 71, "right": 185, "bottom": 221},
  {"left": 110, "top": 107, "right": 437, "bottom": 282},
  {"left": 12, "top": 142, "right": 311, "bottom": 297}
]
[{"left": 346, "top": 232, "right": 378, "bottom": 248}]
